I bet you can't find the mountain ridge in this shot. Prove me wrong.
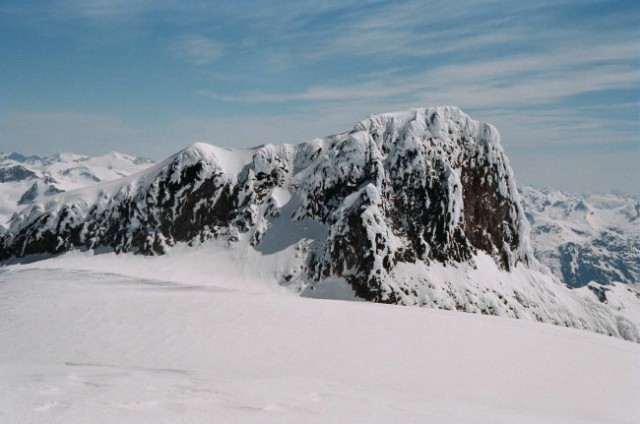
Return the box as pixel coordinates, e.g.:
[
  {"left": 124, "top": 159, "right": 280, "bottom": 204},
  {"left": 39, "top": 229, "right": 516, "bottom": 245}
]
[{"left": 1, "top": 106, "right": 638, "bottom": 341}]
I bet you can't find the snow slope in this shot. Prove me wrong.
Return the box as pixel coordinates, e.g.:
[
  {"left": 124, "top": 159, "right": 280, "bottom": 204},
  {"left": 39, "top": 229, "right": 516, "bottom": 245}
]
[{"left": 0, "top": 252, "right": 638, "bottom": 424}]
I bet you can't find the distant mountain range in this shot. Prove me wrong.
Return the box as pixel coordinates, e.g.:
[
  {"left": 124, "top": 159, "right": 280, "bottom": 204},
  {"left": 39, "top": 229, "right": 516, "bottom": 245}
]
[
  {"left": 1, "top": 107, "right": 637, "bottom": 341},
  {"left": 0, "top": 151, "right": 153, "bottom": 228},
  {"left": 521, "top": 186, "right": 639, "bottom": 289}
]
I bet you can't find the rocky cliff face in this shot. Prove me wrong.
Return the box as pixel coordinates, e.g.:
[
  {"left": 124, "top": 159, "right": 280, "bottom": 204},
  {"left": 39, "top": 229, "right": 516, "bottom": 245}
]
[
  {"left": 2, "top": 108, "right": 531, "bottom": 282},
  {"left": 1, "top": 107, "right": 638, "bottom": 341}
]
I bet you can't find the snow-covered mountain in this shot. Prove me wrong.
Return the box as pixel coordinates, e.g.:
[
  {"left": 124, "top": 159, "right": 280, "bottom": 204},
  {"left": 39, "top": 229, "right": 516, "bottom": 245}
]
[
  {"left": 1, "top": 106, "right": 638, "bottom": 341},
  {"left": 0, "top": 151, "right": 154, "bottom": 228},
  {"left": 521, "top": 186, "right": 639, "bottom": 288}
]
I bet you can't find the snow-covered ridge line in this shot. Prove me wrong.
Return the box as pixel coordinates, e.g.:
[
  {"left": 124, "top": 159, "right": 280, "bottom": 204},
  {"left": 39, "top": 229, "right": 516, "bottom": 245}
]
[{"left": 1, "top": 106, "right": 638, "bottom": 342}]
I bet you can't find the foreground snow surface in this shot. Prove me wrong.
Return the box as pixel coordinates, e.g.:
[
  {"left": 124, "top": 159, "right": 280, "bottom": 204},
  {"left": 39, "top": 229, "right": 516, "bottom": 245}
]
[{"left": 1, "top": 254, "right": 639, "bottom": 423}]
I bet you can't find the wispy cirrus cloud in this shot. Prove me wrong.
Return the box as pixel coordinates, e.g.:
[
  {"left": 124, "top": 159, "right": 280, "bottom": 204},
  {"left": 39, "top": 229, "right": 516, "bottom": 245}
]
[
  {"left": 0, "top": 0, "right": 164, "bottom": 23},
  {"left": 2, "top": 0, "right": 638, "bottom": 192},
  {"left": 52, "top": 0, "right": 156, "bottom": 19},
  {"left": 169, "top": 35, "right": 224, "bottom": 65},
  {"left": 198, "top": 38, "right": 638, "bottom": 108},
  {"left": 192, "top": 0, "right": 638, "bottom": 111},
  {"left": 196, "top": 82, "right": 402, "bottom": 103}
]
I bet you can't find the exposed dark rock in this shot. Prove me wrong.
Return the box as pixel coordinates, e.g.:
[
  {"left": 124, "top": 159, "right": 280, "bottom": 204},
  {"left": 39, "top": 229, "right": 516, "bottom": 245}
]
[{"left": 0, "top": 165, "right": 36, "bottom": 183}]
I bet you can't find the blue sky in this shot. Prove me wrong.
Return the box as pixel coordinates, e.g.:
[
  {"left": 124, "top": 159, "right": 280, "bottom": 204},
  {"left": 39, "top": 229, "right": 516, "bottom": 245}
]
[{"left": 1, "top": 0, "right": 638, "bottom": 193}]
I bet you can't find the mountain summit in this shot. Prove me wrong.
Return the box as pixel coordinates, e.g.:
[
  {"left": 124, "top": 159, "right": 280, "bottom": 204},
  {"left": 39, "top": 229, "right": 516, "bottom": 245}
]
[{"left": 1, "top": 107, "right": 638, "bottom": 340}]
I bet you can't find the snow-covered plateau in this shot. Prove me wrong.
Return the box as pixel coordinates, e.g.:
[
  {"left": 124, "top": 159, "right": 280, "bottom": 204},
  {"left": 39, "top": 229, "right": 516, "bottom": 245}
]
[{"left": 1, "top": 250, "right": 639, "bottom": 423}]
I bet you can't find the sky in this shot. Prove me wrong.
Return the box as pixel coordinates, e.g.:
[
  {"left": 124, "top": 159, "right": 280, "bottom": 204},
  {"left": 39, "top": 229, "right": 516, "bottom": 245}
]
[{"left": 1, "top": 0, "right": 638, "bottom": 193}]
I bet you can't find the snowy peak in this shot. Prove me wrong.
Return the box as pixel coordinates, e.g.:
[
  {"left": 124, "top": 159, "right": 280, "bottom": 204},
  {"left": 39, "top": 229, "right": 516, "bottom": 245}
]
[
  {"left": 175, "top": 142, "right": 257, "bottom": 178},
  {"left": 356, "top": 106, "right": 492, "bottom": 144}
]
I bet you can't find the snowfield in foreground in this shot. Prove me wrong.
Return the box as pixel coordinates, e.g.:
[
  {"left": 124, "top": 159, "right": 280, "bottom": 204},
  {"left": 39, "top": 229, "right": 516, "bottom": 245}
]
[{"left": 0, "top": 252, "right": 638, "bottom": 424}]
